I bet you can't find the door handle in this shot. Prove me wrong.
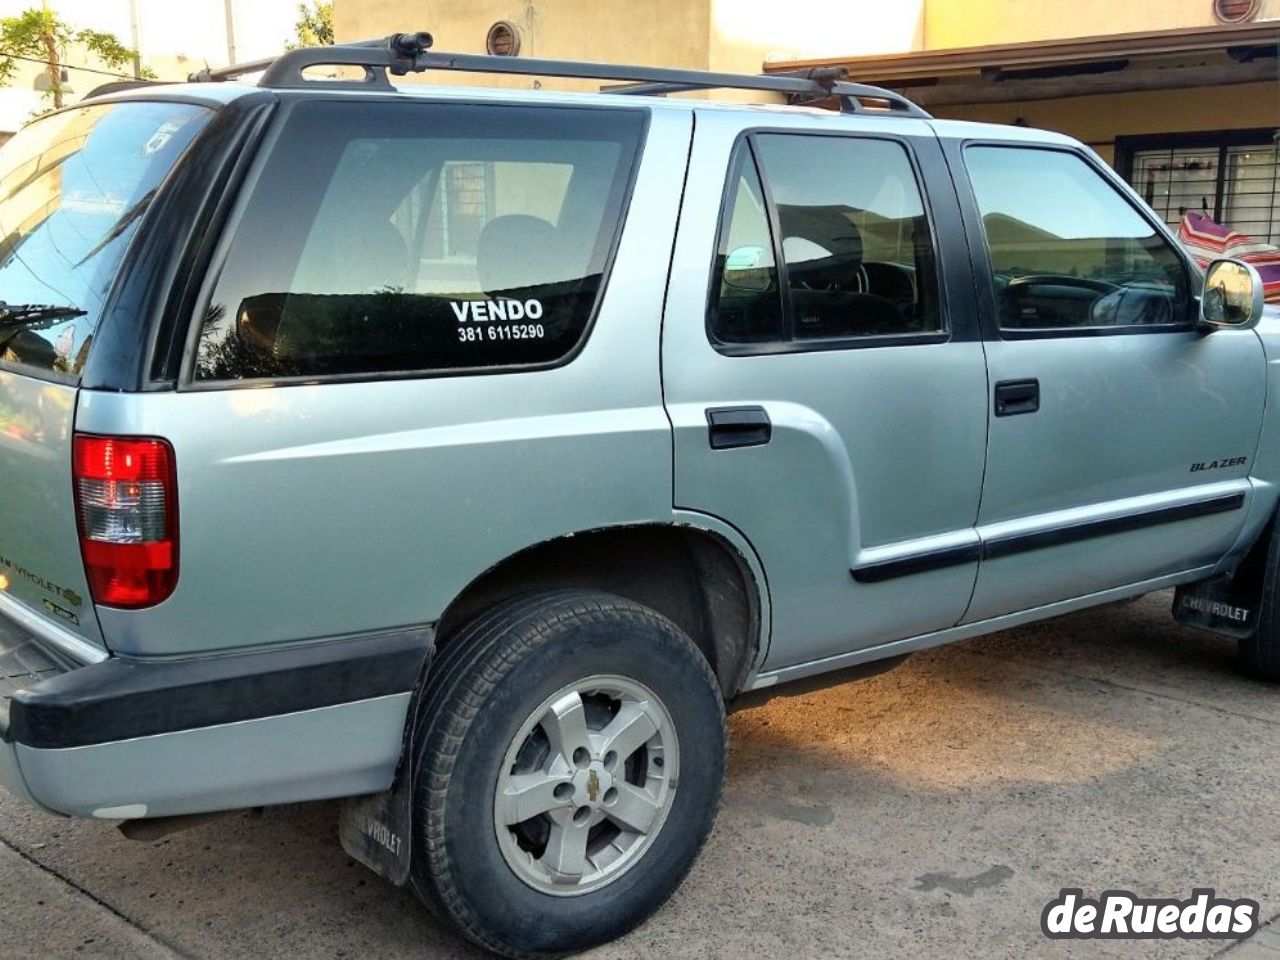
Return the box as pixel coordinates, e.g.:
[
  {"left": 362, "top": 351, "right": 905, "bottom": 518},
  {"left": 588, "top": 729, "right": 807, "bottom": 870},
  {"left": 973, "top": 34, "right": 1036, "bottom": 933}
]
[
  {"left": 706, "top": 406, "right": 772, "bottom": 449},
  {"left": 993, "top": 379, "right": 1040, "bottom": 417}
]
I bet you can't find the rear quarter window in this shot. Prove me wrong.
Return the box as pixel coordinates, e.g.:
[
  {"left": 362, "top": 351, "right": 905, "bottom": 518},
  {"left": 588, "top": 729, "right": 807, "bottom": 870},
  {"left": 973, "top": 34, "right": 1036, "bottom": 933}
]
[
  {"left": 0, "top": 102, "right": 210, "bottom": 381},
  {"left": 194, "top": 101, "right": 645, "bottom": 383}
]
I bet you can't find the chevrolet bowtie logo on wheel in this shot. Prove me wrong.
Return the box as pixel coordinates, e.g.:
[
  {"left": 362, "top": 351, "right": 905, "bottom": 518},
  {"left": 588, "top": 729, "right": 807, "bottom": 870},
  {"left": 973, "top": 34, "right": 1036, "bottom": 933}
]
[{"left": 586, "top": 770, "right": 600, "bottom": 803}]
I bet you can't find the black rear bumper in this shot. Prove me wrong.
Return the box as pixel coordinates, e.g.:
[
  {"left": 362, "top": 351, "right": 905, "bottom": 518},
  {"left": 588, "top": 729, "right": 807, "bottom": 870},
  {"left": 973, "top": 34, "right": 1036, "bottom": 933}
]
[
  {"left": 0, "top": 617, "right": 75, "bottom": 742},
  {"left": 4, "top": 625, "right": 433, "bottom": 749}
]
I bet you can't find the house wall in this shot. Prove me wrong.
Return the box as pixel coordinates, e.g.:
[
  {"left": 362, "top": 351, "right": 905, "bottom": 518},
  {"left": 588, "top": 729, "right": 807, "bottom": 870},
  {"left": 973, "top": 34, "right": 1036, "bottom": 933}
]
[
  {"left": 333, "top": 0, "right": 927, "bottom": 92},
  {"left": 335, "top": 0, "right": 714, "bottom": 91},
  {"left": 334, "top": 0, "right": 1280, "bottom": 64},
  {"left": 924, "top": 0, "right": 1280, "bottom": 47}
]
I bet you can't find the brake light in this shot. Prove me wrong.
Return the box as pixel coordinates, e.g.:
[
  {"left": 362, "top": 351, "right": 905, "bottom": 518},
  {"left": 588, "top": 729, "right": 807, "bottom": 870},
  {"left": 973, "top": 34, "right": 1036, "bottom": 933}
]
[{"left": 73, "top": 435, "right": 178, "bottom": 608}]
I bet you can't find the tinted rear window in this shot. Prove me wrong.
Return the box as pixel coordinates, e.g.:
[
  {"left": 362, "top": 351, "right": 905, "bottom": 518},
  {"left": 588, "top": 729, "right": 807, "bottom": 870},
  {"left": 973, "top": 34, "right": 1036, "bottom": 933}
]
[
  {"left": 195, "top": 101, "right": 645, "bottom": 382},
  {"left": 0, "top": 102, "right": 210, "bottom": 380}
]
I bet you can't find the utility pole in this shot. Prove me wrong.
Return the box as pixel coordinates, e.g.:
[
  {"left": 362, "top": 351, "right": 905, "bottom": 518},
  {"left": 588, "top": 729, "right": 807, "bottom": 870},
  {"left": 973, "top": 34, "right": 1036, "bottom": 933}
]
[
  {"left": 39, "top": 2, "right": 62, "bottom": 109},
  {"left": 128, "top": 0, "right": 142, "bottom": 79},
  {"left": 223, "top": 0, "right": 236, "bottom": 65}
]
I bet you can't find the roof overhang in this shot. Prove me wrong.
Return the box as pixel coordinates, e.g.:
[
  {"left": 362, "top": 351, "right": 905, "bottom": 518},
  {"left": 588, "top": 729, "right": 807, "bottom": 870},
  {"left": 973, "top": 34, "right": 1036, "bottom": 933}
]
[{"left": 764, "top": 21, "right": 1280, "bottom": 107}]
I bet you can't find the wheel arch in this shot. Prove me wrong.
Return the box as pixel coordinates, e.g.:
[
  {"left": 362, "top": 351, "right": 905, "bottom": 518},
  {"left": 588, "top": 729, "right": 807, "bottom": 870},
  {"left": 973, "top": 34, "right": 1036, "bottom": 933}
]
[{"left": 436, "top": 522, "right": 766, "bottom": 698}]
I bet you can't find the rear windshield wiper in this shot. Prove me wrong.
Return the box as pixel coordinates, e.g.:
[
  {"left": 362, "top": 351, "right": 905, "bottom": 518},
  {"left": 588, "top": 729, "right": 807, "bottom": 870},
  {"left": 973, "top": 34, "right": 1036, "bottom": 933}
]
[
  {"left": 0, "top": 303, "right": 88, "bottom": 329},
  {"left": 0, "top": 304, "right": 88, "bottom": 352}
]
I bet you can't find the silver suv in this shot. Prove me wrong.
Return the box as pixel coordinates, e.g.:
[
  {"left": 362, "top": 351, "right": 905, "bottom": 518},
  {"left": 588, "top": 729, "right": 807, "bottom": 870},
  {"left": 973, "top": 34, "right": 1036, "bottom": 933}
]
[{"left": 0, "top": 32, "right": 1273, "bottom": 958}]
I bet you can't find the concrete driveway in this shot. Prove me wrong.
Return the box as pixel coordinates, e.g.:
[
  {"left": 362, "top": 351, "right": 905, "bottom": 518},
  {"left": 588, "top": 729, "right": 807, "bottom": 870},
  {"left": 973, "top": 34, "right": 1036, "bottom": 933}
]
[{"left": 4, "top": 591, "right": 1280, "bottom": 959}]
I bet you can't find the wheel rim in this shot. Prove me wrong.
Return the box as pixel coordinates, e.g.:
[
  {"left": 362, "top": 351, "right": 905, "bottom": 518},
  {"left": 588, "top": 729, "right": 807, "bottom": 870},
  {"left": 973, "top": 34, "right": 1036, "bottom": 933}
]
[{"left": 493, "top": 674, "right": 680, "bottom": 897}]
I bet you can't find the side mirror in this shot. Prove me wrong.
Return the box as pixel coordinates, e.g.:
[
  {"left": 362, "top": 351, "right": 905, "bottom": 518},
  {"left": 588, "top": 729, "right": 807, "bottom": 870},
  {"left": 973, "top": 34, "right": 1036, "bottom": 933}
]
[
  {"left": 1199, "top": 258, "right": 1265, "bottom": 331},
  {"left": 722, "top": 245, "right": 773, "bottom": 293}
]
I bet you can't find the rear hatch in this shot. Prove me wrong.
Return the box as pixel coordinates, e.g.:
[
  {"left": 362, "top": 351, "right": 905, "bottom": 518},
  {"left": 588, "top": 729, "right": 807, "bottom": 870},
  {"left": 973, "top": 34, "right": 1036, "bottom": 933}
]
[{"left": 0, "top": 99, "right": 212, "bottom": 648}]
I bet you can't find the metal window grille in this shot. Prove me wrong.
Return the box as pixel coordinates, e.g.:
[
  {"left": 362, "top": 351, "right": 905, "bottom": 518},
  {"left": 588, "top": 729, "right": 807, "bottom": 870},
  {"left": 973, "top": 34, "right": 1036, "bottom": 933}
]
[{"left": 1128, "top": 137, "right": 1280, "bottom": 244}]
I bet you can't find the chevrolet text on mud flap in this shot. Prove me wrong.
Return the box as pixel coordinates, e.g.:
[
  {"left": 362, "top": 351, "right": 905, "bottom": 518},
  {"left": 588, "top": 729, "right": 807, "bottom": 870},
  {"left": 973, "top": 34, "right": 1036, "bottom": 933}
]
[
  {"left": 1042, "top": 889, "right": 1259, "bottom": 940},
  {"left": 0, "top": 30, "right": 1275, "bottom": 960},
  {"left": 1179, "top": 594, "right": 1251, "bottom": 624}
]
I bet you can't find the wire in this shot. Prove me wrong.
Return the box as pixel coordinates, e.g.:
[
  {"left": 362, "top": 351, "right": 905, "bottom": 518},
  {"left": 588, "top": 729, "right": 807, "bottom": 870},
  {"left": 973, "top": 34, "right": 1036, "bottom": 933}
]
[{"left": 0, "top": 50, "right": 145, "bottom": 81}]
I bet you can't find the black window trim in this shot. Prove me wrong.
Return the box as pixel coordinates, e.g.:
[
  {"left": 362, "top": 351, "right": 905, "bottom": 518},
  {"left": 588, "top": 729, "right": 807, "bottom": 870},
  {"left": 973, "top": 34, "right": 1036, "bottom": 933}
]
[
  {"left": 957, "top": 139, "right": 1200, "bottom": 342},
  {"left": 705, "top": 127, "right": 952, "bottom": 358},
  {"left": 176, "top": 94, "right": 651, "bottom": 391}
]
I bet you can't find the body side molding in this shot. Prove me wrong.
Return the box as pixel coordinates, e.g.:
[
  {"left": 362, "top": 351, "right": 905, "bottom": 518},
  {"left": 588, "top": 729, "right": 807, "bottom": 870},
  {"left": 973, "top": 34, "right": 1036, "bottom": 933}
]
[{"left": 850, "top": 490, "right": 1246, "bottom": 583}]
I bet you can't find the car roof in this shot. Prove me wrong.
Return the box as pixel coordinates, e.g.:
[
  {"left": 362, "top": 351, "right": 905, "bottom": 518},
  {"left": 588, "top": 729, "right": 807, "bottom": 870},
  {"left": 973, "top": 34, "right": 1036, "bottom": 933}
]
[{"left": 85, "top": 78, "right": 1082, "bottom": 149}]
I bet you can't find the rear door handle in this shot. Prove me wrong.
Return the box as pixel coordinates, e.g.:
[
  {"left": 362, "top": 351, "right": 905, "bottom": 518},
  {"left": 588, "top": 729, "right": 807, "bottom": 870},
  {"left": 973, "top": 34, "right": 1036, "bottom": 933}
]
[
  {"left": 993, "top": 378, "right": 1040, "bottom": 417},
  {"left": 707, "top": 406, "right": 771, "bottom": 449}
]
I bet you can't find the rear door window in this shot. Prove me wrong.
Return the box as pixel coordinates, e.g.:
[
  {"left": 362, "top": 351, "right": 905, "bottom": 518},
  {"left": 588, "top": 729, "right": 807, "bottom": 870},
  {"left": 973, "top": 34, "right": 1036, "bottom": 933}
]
[
  {"left": 195, "top": 101, "right": 645, "bottom": 382},
  {"left": 0, "top": 102, "right": 211, "bottom": 380},
  {"left": 709, "top": 134, "right": 942, "bottom": 350}
]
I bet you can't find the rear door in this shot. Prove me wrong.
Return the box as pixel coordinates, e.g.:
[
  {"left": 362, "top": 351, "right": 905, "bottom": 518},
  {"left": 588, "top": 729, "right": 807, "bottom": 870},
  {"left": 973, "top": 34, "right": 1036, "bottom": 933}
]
[
  {"left": 0, "top": 101, "right": 212, "bottom": 648},
  {"left": 663, "top": 111, "right": 989, "bottom": 671},
  {"left": 949, "top": 140, "right": 1266, "bottom": 621},
  {"left": 76, "top": 98, "right": 683, "bottom": 658}
]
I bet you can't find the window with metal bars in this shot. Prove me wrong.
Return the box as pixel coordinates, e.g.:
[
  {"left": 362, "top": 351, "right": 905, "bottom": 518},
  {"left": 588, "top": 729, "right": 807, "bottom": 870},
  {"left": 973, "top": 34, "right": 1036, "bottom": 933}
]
[{"left": 1116, "top": 129, "right": 1280, "bottom": 244}]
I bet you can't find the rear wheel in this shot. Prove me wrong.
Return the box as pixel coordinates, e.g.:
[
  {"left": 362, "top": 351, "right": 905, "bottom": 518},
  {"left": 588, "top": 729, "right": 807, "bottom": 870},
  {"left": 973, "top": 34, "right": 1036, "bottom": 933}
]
[{"left": 411, "top": 590, "right": 726, "bottom": 958}]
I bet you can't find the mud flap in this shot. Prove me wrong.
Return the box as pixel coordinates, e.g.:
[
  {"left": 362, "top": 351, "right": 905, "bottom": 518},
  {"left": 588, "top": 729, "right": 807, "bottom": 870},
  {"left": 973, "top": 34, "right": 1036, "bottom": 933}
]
[
  {"left": 1173, "top": 577, "right": 1259, "bottom": 640},
  {"left": 339, "top": 638, "right": 435, "bottom": 886}
]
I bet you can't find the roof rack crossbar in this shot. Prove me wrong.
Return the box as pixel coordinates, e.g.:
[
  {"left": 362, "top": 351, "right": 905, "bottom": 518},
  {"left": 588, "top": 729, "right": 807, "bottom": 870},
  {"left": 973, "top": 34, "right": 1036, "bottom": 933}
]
[
  {"left": 189, "top": 33, "right": 430, "bottom": 87},
  {"left": 189, "top": 34, "right": 931, "bottom": 118}
]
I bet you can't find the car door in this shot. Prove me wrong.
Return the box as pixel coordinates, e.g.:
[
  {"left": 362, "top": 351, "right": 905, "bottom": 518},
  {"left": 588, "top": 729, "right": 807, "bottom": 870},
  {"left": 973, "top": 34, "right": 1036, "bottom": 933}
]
[
  {"left": 946, "top": 138, "right": 1267, "bottom": 623},
  {"left": 663, "top": 111, "right": 989, "bottom": 671}
]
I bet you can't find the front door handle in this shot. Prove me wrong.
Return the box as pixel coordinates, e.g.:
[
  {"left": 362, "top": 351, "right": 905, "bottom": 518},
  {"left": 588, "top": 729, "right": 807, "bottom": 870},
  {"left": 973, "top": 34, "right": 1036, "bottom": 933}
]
[
  {"left": 994, "top": 378, "right": 1040, "bottom": 417},
  {"left": 707, "top": 406, "right": 771, "bottom": 449}
]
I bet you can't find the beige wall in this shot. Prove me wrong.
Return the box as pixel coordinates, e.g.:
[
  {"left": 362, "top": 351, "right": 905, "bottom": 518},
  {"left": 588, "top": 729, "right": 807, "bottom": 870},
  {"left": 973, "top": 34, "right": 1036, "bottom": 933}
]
[
  {"left": 334, "top": 0, "right": 927, "bottom": 89},
  {"left": 336, "top": 0, "right": 711, "bottom": 91},
  {"left": 336, "top": 0, "right": 1280, "bottom": 68},
  {"left": 708, "top": 0, "right": 924, "bottom": 72},
  {"left": 925, "top": 0, "right": 1280, "bottom": 48}
]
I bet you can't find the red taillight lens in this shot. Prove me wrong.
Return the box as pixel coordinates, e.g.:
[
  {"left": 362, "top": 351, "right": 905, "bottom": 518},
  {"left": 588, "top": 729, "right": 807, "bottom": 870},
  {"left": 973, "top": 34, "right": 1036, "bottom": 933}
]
[{"left": 73, "top": 434, "right": 178, "bottom": 608}]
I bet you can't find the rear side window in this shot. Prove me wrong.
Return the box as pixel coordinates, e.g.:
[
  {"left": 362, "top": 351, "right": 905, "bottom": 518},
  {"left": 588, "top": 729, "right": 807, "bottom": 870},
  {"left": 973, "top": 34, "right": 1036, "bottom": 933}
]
[
  {"left": 0, "top": 102, "right": 210, "bottom": 381},
  {"left": 709, "top": 134, "right": 941, "bottom": 350},
  {"left": 195, "top": 102, "right": 644, "bottom": 382}
]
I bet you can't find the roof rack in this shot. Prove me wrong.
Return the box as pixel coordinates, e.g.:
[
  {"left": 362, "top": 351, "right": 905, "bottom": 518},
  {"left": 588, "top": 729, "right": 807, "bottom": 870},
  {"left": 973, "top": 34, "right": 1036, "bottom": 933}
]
[{"left": 188, "top": 33, "right": 931, "bottom": 119}]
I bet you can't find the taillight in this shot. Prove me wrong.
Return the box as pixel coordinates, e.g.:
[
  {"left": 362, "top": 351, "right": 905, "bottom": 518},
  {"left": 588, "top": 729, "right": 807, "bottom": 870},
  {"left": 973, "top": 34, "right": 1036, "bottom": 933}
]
[{"left": 73, "top": 434, "right": 178, "bottom": 608}]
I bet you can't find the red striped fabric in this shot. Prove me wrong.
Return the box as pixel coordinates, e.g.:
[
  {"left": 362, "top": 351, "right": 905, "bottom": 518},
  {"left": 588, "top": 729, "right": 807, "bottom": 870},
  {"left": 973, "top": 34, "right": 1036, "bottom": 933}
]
[{"left": 1178, "top": 212, "right": 1280, "bottom": 304}]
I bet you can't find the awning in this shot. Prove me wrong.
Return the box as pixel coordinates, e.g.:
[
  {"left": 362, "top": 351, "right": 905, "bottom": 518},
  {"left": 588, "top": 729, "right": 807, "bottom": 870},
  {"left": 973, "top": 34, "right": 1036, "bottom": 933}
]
[{"left": 764, "top": 21, "right": 1280, "bottom": 107}]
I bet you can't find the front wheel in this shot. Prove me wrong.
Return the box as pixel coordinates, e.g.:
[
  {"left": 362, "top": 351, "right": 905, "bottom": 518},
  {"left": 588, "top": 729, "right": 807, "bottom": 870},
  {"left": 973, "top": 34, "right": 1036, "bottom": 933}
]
[
  {"left": 1240, "top": 521, "right": 1280, "bottom": 681},
  {"left": 411, "top": 590, "right": 726, "bottom": 958}
]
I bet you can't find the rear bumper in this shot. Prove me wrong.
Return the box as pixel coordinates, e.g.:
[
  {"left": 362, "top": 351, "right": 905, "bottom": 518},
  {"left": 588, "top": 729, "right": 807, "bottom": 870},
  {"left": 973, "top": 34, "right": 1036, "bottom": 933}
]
[
  {"left": 0, "top": 617, "right": 432, "bottom": 818},
  {"left": 0, "top": 609, "right": 76, "bottom": 812}
]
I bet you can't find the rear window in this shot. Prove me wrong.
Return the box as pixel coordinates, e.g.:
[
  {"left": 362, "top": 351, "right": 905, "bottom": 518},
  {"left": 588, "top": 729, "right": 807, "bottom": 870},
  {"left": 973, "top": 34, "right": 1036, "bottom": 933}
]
[
  {"left": 0, "top": 101, "right": 210, "bottom": 381},
  {"left": 195, "top": 101, "right": 645, "bottom": 382}
]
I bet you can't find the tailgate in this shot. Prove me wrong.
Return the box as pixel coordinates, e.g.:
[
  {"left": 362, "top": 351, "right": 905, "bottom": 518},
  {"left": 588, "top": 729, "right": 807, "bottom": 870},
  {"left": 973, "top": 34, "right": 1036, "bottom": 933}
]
[
  {"left": 0, "top": 370, "right": 102, "bottom": 644},
  {"left": 0, "top": 100, "right": 215, "bottom": 649}
]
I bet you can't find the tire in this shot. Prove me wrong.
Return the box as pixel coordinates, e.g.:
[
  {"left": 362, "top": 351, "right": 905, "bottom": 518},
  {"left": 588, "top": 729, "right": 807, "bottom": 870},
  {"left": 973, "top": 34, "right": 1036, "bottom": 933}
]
[
  {"left": 410, "top": 589, "right": 726, "bottom": 958},
  {"left": 1240, "top": 522, "right": 1280, "bottom": 681}
]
